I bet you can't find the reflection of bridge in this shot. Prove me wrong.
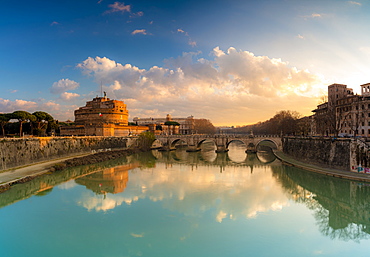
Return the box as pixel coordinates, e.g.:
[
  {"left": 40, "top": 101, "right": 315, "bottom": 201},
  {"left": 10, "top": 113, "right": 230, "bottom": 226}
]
[
  {"left": 154, "top": 134, "right": 282, "bottom": 152},
  {"left": 152, "top": 149, "right": 278, "bottom": 167}
]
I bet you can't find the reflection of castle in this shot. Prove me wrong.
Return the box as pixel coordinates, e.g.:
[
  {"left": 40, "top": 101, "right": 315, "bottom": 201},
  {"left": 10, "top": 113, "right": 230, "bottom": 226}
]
[
  {"left": 75, "top": 163, "right": 139, "bottom": 194},
  {"left": 60, "top": 93, "right": 148, "bottom": 136}
]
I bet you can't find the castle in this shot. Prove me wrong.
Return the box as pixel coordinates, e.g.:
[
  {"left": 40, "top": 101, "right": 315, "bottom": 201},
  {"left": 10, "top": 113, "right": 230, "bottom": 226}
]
[{"left": 60, "top": 93, "right": 148, "bottom": 136}]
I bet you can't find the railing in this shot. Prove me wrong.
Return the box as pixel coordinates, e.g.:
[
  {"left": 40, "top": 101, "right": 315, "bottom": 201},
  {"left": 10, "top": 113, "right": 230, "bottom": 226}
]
[{"left": 156, "top": 134, "right": 280, "bottom": 138}]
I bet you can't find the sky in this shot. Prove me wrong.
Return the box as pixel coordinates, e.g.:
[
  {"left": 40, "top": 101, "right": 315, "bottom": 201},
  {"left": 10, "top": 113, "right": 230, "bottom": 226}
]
[{"left": 1, "top": 0, "right": 370, "bottom": 126}]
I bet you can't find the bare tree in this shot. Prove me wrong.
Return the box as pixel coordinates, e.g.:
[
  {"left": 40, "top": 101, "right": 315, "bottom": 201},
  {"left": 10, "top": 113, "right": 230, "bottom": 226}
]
[{"left": 194, "top": 119, "right": 216, "bottom": 134}]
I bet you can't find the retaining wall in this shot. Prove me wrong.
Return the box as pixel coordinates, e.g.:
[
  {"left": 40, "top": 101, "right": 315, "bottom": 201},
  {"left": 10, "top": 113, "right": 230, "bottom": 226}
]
[
  {"left": 0, "top": 136, "right": 135, "bottom": 171},
  {"left": 282, "top": 137, "right": 351, "bottom": 171}
]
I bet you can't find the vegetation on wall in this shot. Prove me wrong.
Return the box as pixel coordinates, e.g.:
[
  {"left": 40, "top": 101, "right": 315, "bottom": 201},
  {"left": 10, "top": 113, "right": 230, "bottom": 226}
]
[{"left": 135, "top": 131, "right": 156, "bottom": 151}]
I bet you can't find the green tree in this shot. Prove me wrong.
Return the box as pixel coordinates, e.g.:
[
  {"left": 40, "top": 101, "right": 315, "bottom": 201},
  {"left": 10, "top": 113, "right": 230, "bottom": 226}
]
[
  {"left": 164, "top": 121, "right": 180, "bottom": 126},
  {"left": 11, "top": 111, "right": 35, "bottom": 136},
  {"left": 32, "top": 111, "right": 54, "bottom": 136},
  {"left": 0, "top": 113, "right": 12, "bottom": 137},
  {"left": 136, "top": 131, "right": 156, "bottom": 151}
]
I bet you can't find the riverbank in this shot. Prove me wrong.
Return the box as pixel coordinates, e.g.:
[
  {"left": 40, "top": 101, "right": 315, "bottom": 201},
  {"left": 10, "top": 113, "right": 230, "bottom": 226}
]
[
  {"left": 274, "top": 150, "right": 370, "bottom": 182},
  {"left": 0, "top": 148, "right": 143, "bottom": 193}
]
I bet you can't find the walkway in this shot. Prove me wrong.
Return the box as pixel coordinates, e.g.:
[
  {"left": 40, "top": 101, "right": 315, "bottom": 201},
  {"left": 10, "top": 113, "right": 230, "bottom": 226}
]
[
  {"left": 0, "top": 153, "right": 92, "bottom": 186},
  {"left": 274, "top": 151, "right": 370, "bottom": 182}
]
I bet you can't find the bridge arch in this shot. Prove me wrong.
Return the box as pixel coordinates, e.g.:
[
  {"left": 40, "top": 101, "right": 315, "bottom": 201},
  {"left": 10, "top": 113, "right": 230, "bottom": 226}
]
[
  {"left": 254, "top": 138, "right": 279, "bottom": 151},
  {"left": 196, "top": 139, "right": 217, "bottom": 149},
  {"left": 151, "top": 139, "right": 163, "bottom": 149},
  {"left": 226, "top": 139, "right": 248, "bottom": 149},
  {"left": 170, "top": 138, "right": 188, "bottom": 148}
]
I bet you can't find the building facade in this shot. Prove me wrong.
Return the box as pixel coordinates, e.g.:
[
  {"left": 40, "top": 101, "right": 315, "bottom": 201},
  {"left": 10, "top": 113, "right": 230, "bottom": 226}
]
[
  {"left": 313, "top": 83, "right": 370, "bottom": 137},
  {"left": 133, "top": 114, "right": 196, "bottom": 135},
  {"left": 60, "top": 94, "right": 148, "bottom": 136}
]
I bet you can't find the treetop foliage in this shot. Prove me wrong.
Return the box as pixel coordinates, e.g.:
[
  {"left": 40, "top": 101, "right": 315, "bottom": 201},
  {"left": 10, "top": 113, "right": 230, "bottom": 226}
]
[
  {"left": 164, "top": 121, "right": 180, "bottom": 126},
  {"left": 233, "top": 110, "right": 304, "bottom": 136}
]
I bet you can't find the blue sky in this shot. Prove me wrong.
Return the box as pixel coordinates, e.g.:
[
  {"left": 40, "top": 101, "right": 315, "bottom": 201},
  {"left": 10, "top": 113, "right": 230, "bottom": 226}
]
[{"left": 1, "top": 0, "right": 370, "bottom": 125}]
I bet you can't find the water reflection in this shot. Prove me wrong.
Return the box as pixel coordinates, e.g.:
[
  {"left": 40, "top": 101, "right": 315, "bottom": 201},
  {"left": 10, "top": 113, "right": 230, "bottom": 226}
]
[
  {"left": 2, "top": 146, "right": 370, "bottom": 242},
  {"left": 271, "top": 165, "right": 370, "bottom": 241}
]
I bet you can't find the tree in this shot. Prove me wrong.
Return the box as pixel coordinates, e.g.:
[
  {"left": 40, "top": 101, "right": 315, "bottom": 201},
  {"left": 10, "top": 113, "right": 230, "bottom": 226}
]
[
  {"left": 0, "top": 113, "right": 11, "bottom": 137},
  {"left": 136, "top": 131, "right": 156, "bottom": 151},
  {"left": 232, "top": 110, "right": 302, "bottom": 135},
  {"left": 11, "top": 111, "right": 35, "bottom": 136},
  {"left": 32, "top": 111, "right": 54, "bottom": 136},
  {"left": 164, "top": 121, "right": 180, "bottom": 126},
  {"left": 194, "top": 119, "right": 216, "bottom": 134}
]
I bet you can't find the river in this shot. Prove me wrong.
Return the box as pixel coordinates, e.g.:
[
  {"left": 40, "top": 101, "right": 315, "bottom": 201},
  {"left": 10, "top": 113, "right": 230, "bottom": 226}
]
[{"left": 1, "top": 141, "right": 370, "bottom": 257}]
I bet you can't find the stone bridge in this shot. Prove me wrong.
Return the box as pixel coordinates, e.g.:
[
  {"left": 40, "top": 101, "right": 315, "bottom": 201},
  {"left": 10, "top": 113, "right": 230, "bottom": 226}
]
[{"left": 154, "top": 134, "right": 282, "bottom": 153}]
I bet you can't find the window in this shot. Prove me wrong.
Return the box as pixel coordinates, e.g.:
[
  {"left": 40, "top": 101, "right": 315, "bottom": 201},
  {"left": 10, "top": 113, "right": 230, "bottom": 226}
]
[{"left": 362, "top": 129, "right": 365, "bottom": 135}]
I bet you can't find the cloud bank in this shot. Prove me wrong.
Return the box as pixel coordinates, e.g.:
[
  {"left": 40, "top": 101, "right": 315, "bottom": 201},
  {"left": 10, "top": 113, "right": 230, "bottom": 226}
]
[{"left": 77, "top": 47, "right": 324, "bottom": 125}]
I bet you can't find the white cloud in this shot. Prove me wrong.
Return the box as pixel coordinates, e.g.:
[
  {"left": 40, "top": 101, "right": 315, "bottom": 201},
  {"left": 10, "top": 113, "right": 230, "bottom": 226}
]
[
  {"left": 130, "top": 11, "right": 144, "bottom": 18},
  {"left": 0, "top": 98, "right": 38, "bottom": 113},
  {"left": 359, "top": 47, "right": 370, "bottom": 55},
  {"left": 301, "top": 13, "right": 325, "bottom": 20},
  {"left": 105, "top": 2, "right": 131, "bottom": 14},
  {"left": 50, "top": 79, "right": 80, "bottom": 94},
  {"left": 131, "top": 29, "right": 148, "bottom": 35},
  {"left": 77, "top": 47, "right": 324, "bottom": 125},
  {"left": 177, "top": 28, "right": 197, "bottom": 47},
  {"left": 297, "top": 34, "right": 304, "bottom": 39},
  {"left": 59, "top": 92, "right": 80, "bottom": 101},
  {"left": 348, "top": 1, "right": 361, "bottom": 6}
]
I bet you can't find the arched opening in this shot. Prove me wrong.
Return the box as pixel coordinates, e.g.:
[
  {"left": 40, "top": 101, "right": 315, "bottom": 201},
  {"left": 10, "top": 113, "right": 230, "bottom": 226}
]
[
  {"left": 151, "top": 139, "right": 163, "bottom": 149},
  {"left": 255, "top": 140, "right": 278, "bottom": 152},
  {"left": 227, "top": 140, "right": 247, "bottom": 163},
  {"left": 170, "top": 139, "right": 188, "bottom": 149},
  {"left": 197, "top": 139, "right": 216, "bottom": 151},
  {"left": 255, "top": 140, "right": 277, "bottom": 163}
]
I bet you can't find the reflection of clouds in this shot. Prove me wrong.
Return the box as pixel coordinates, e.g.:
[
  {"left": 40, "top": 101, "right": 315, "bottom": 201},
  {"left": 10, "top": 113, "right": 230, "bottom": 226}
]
[
  {"left": 75, "top": 162, "right": 289, "bottom": 219},
  {"left": 131, "top": 233, "right": 144, "bottom": 238},
  {"left": 125, "top": 163, "right": 289, "bottom": 222},
  {"left": 77, "top": 192, "right": 137, "bottom": 212},
  {"left": 57, "top": 180, "right": 78, "bottom": 190}
]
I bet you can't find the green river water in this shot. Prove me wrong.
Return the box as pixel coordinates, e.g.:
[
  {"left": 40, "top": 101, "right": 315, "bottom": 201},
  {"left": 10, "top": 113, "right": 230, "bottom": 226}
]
[{"left": 1, "top": 142, "right": 370, "bottom": 257}]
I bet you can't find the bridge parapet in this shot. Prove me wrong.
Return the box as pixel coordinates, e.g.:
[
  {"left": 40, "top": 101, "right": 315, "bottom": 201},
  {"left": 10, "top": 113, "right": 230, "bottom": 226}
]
[{"left": 154, "top": 134, "right": 282, "bottom": 152}]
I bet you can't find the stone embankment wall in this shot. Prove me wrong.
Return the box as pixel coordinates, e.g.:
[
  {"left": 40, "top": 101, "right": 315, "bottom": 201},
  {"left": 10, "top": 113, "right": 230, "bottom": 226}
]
[
  {"left": 0, "top": 136, "right": 135, "bottom": 171},
  {"left": 282, "top": 137, "right": 351, "bottom": 171}
]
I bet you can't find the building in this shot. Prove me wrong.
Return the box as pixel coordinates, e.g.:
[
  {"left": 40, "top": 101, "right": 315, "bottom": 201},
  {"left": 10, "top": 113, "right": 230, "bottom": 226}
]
[
  {"left": 60, "top": 93, "right": 148, "bottom": 136},
  {"left": 133, "top": 114, "right": 196, "bottom": 135},
  {"left": 313, "top": 83, "right": 370, "bottom": 137}
]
